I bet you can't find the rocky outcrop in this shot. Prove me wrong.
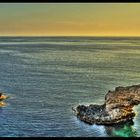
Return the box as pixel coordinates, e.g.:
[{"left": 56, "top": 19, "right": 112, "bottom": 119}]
[
  {"left": 0, "top": 93, "right": 9, "bottom": 107},
  {"left": 73, "top": 84, "right": 140, "bottom": 125}
]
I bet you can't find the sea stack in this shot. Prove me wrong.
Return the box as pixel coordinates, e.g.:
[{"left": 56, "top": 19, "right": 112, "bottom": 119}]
[{"left": 73, "top": 84, "right": 140, "bottom": 125}]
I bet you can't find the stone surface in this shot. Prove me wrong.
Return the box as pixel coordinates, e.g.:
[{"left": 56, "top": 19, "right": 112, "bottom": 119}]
[{"left": 73, "top": 84, "right": 140, "bottom": 125}]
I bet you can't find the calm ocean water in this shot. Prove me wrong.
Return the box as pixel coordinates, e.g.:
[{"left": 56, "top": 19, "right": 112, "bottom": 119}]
[{"left": 0, "top": 36, "right": 140, "bottom": 137}]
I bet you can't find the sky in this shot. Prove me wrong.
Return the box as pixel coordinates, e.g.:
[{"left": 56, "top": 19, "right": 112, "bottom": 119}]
[{"left": 0, "top": 3, "right": 140, "bottom": 36}]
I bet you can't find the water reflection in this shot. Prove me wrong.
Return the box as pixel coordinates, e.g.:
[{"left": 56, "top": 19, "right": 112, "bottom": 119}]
[
  {"left": 0, "top": 106, "right": 3, "bottom": 113},
  {"left": 104, "top": 120, "right": 137, "bottom": 137}
]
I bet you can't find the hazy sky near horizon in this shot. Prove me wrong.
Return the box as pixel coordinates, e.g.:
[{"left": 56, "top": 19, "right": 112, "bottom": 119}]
[{"left": 1, "top": 3, "right": 140, "bottom": 36}]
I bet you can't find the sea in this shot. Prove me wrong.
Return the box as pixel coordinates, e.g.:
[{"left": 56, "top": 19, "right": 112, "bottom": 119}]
[{"left": 0, "top": 36, "right": 139, "bottom": 137}]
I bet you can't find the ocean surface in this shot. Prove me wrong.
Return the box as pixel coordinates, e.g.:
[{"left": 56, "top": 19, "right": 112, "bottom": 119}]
[{"left": 0, "top": 36, "right": 140, "bottom": 137}]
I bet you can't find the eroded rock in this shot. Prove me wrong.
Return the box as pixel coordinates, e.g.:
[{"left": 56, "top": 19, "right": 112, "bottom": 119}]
[{"left": 73, "top": 84, "right": 140, "bottom": 125}]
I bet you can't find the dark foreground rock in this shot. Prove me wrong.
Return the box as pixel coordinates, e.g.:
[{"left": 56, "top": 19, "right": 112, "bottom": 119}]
[{"left": 73, "top": 84, "right": 140, "bottom": 125}]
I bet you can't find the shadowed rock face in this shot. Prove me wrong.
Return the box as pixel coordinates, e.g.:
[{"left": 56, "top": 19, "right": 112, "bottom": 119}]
[{"left": 73, "top": 84, "right": 140, "bottom": 125}]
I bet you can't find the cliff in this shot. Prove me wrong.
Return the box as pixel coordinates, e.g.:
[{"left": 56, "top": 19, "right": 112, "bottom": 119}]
[{"left": 73, "top": 84, "right": 140, "bottom": 125}]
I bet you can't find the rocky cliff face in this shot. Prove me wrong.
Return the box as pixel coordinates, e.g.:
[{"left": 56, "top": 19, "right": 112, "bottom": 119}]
[{"left": 73, "top": 84, "right": 140, "bottom": 125}]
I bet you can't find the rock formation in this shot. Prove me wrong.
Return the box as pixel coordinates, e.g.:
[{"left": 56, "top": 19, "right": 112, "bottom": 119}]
[
  {"left": 0, "top": 92, "right": 9, "bottom": 107},
  {"left": 73, "top": 84, "right": 140, "bottom": 125}
]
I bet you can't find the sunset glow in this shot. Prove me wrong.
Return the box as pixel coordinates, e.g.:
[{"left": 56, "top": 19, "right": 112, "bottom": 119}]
[{"left": 1, "top": 3, "right": 140, "bottom": 36}]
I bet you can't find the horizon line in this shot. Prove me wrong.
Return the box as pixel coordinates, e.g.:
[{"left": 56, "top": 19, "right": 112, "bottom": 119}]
[{"left": 0, "top": 35, "right": 140, "bottom": 38}]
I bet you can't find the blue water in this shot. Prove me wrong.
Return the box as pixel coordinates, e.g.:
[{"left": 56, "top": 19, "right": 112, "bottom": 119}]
[{"left": 0, "top": 36, "right": 140, "bottom": 137}]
